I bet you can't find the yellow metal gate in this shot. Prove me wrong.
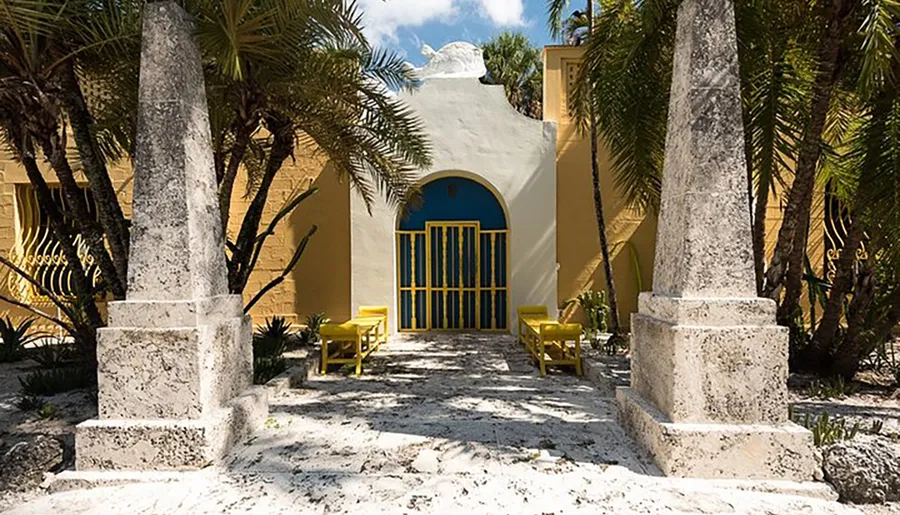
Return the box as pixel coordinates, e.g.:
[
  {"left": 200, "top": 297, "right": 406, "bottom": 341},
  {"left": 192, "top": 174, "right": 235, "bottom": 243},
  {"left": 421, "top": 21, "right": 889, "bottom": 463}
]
[{"left": 397, "top": 221, "right": 509, "bottom": 332}]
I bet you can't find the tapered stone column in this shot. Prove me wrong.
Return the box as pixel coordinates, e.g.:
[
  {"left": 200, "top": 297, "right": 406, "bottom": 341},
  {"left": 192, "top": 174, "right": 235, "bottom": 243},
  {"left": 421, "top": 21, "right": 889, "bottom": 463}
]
[
  {"left": 615, "top": 0, "right": 817, "bottom": 479},
  {"left": 71, "top": 2, "right": 267, "bottom": 473}
]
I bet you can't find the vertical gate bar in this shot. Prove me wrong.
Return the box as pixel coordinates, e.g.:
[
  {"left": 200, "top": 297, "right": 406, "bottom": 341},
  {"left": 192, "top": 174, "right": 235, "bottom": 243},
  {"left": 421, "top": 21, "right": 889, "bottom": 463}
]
[
  {"left": 410, "top": 235, "right": 417, "bottom": 330},
  {"left": 475, "top": 228, "right": 481, "bottom": 330},
  {"left": 458, "top": 227, "right": 464, "bottom": 329},
  {"left": 426, "top": 229, "right": 431, "bottom": 330},
  {"left": 443, "top": 226, "right": 449, "bottom": 329},
  {"left": 505, "top": 232, "right": 510, "bottom": 330},
  {"left": 490, "top": 232, "right": 496, "bottom": 330},
  {"left": 396, "top": 234, "right": 402, "bottom": 330}
]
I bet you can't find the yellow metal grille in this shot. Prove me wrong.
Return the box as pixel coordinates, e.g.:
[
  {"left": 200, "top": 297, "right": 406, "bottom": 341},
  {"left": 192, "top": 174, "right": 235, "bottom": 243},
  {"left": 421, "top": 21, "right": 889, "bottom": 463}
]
[{"left": 397, "top": 221, "right": 509, "bottom": 332}]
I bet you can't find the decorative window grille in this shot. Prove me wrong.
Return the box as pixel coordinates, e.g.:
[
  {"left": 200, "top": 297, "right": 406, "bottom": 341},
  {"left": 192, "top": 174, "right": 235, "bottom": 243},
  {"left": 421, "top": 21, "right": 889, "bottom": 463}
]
[
  {"left": 824, "top": 182, "right": 868, "bottom": 282},
  {"left": 5, "top": 184, "right": 103, "bottom": 307}
]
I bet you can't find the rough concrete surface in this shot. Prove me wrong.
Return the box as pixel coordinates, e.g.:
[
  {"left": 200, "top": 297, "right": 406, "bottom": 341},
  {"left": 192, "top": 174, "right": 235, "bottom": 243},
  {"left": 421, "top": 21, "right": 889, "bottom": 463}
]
[{"left": 0, "top": 334, "right": 877, "bottom": 514}]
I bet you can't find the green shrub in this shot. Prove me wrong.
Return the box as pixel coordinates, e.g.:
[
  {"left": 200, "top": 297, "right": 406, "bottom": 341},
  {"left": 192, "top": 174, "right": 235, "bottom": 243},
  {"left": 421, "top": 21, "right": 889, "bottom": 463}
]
[
  {"left": 30, "top": 340, "right": 77, "bottom": 369},
  {"left": 252, "top": 317, "right": 291, "bottom": 384},
  {"left": 794, "top": 411, "right": 860, "bottom": 447},
  {"left": 301, "top": 312, "right": 329, "bottom": 345},
  {"left": 253, "top": 356, "right": 287, "bottom": 385},
  {"left": 0, "top": 317, "right": 43, "bottom": 363},
  {"left": 37, "top": 403, "right": 57, "bottom": 420},
  {"left": 253, "top": 317, "right": 290, "bottom": 360},
  {"left": 19, "top": 365, "right": 95, "bottom": 396},
  {"left": 15, "top": 394, "right": 45, "bottom": 412},
  {"left": 806, "top": 376, "right": 858, "bottom": 400}
]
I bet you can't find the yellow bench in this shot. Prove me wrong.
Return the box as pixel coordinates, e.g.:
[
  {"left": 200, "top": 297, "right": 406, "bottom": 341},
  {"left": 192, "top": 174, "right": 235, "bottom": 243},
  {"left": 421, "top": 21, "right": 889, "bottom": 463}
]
[
  {"left": 319, "top": 307, "right": 389, "bottom": 376},
  {"left": 518, "top": 306, "right": 583, "bottom": 377},
  {"left": 357, "top": 305, "right": 389, "bottom": 342},
  {"left": 518, "top": 306, "right": 553, "bottom": 346}
]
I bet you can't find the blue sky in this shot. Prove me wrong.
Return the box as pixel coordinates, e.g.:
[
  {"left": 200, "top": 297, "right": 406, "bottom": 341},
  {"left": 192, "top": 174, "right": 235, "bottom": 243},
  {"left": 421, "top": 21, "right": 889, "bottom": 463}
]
[{"left": 356, "top": 0, "right": 564, "bottom": 66}]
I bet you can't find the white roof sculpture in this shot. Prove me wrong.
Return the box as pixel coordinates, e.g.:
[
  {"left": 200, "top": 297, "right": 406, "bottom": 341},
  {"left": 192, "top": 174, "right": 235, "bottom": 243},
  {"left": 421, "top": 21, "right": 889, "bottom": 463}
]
[{"left": 411, "top": 42, "right": 487, "bottom": 80}]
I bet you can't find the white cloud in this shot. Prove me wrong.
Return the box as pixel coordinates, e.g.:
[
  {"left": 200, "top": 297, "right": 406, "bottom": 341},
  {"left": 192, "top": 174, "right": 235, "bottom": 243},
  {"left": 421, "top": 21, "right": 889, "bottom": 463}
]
[
  {"left": 356, "top": 0, "right": 526, "bottom": 47},
  {"left": 477, "top": 0, "right": 525, "bottom": 26},
  {"left": 357, "top": 0, "right": 458, "bottom": 45}
]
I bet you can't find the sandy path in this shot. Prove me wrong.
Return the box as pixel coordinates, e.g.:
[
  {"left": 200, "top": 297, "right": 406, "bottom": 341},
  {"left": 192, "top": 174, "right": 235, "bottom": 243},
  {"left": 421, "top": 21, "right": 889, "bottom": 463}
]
[{"left": 1, "top": 333, "right": 877, "bottom": 514}]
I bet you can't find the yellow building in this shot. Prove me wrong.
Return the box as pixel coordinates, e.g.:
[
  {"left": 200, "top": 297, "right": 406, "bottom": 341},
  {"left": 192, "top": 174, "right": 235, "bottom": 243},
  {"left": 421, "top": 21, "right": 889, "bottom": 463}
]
[{"left": 0, "top": 45, "right": 827, "bottom": 333}]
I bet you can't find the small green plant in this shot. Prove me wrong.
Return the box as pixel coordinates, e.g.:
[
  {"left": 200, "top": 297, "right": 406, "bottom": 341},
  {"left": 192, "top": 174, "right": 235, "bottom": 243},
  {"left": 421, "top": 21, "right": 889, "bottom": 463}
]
[
  {"left": 30, "top": 340, "right": 76, "bottom": 369},
  {"left": 252, "top": 317, "right": 291, "bottom": 384},
  {"left": 794, "top": 411, "right": 860, "bottom": 447},
  {"left": 37, "top": 402, "right": 57, "bottom": 420},
  {"left": 302, "top": 312, "right": 329, "bottom": 345},
  {"left": 253, "top": 355, "right": 287, "bottom": 384},
  {"left": 0, "top": 317, "right": 43, "bottom": 363},
  {"left": 19, "top": 365, "right": 95, "bottom": 395},
  {"left": 253, "top": 317, "right": 291, "bottom": 360},
  {"left": 15, "top": 394, "right": 45, "bottom": 412},
  {"left": 870, "top": 419, "right": 884, "bottom": 435},
  {"left": 562, "top": 290, "right": 611, "bottom": 350},
  {"left": 806, "top": 376, "right": 858, "bottom": 400}
]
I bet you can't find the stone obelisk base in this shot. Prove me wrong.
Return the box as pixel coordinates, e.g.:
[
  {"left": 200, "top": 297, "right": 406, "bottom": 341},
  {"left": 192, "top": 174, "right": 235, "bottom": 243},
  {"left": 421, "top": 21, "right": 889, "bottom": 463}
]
[
  {"left": 67, "top": 295, "right": 267, "bottom": 476},
  {"left": 617, "top": 294, "right": 818, "bottom": 480},
  {"left": 617, "top": 389, "right": 816, "bottom": 480}
]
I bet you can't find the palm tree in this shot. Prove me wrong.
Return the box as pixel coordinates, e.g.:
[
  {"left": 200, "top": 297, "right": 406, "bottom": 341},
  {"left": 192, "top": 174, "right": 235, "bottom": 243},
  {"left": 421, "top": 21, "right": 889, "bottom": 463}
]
[
  {"left": 0, "top": 0, "right": 431, "bottom": 341},
  {"left": 547, "top": 0, "right": 624, "bottom": 342},
  {"left": 568, "top": 0, "right": 900, "bottom": 377},
  {"left": 189, "top": 0, "right": 432, "bottom": 295},
  {"left": 482, "top": 31, "right": 543, "bottom": 119}
]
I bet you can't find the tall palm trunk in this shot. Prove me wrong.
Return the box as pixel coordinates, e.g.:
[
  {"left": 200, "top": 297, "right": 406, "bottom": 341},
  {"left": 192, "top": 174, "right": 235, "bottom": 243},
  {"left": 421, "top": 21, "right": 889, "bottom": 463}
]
[
  {"left": 832, "top": 261, "right": 875, "bottom": 379},
  {"left": 217, "top": 86, "right": 264, "bottom": 230},
  {"left": 586, "top": 0, "right": 621, "bottom": 335},
  {"left": 227, "top": 115, "right": 294, "bottom": 293},
  {"left": 752, "top": 174, "right": 770, "bottom": 295},
  {"left": 58, "top": 61, "right": 130, "bottom": 284},
  {"left": 810, "top": 212, "right": 864, "bottom": 357},
  {"left": 218, "top": 124, "right": 255, "bottom": 230},
  {"left": 764, "top": 0, "right": 854, "bottom": 323}
]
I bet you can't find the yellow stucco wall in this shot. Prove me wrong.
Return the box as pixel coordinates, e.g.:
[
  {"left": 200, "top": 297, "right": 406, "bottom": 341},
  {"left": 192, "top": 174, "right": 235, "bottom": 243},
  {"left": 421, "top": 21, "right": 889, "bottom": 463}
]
[
  {"left": 0, "top": 140, "right": 352, "bottom": 328},
  {"left": 544, "top": 46, "right": 658, "bottom": 328}
]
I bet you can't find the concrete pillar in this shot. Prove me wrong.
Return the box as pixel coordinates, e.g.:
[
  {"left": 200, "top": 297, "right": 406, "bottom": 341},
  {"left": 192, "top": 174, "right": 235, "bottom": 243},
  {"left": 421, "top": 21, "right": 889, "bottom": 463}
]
[
  {"left": 615, "top": 0, "right": 817, "bottom": 479},
  {"left": 71, "top": 1, "right": 267, "bottom": 473}
]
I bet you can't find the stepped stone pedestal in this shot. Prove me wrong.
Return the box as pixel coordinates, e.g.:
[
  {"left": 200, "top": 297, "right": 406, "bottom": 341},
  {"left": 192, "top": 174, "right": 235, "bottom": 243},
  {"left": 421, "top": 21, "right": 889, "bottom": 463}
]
[
  {"left": 70, "top": 1, "right": 267, "bottom": 475},
  {"left": 615, "top": 0, "right": 817, "bottom": 480}
]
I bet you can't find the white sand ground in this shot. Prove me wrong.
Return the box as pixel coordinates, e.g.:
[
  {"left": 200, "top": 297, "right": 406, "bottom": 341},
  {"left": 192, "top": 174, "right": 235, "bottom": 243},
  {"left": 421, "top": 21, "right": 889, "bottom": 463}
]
[{"left": 1, "top": 334, "right": 891, "bottom": 514}]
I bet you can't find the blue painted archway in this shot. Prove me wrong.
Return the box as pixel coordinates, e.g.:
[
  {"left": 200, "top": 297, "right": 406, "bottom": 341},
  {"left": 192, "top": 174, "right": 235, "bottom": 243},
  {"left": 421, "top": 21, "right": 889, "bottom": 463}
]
[
  {"left": 398, "top": 176, "right": 508, "bottom": 231},
  {"left": 397, "top": 176, "right": 509, "bottom": 332}
]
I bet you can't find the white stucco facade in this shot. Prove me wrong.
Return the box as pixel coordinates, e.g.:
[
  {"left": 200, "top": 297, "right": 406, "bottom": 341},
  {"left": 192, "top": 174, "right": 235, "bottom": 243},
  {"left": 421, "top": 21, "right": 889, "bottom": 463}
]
[{"left": 350, "top": 71, "right": 558, "bottom": 334}]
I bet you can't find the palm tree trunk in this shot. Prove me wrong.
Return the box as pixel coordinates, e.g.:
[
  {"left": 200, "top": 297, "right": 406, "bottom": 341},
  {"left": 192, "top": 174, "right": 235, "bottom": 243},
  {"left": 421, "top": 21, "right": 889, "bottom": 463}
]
[
  {"left": 57, "top": 61, "right": 130, "bottom": 285},
  {"left": 38, "top": 132, "right": 126, "bottom": 299},
  {"left": 218, "top": 125, "right": 254, "bottom": 230},
  {"left": 20, "top": 150, "right": 104, "bottom": 330},
  {"left": 752, "top": 176, "right": 770, "bottom": 296},
  {"left": 227, "top": 116, "right": 294, "bottom": 294},
  {"left": 810, "top": 212, "right": 864, "bottom": 356},
  {"left": 831, "top": 261, "right": 875, "bottom": 379},
  {"left": 585, "top": 0, "right": 621, "bottom": 334},
  {"left": 763, "top": 0, "right": 853, "bottom": 323}
]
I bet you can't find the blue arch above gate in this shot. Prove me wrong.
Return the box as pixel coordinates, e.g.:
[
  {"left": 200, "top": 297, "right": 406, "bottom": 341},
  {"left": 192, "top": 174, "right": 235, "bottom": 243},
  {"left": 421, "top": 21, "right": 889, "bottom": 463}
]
[{"left": 398, "top": 176, "right": 507, "bottom": 230}]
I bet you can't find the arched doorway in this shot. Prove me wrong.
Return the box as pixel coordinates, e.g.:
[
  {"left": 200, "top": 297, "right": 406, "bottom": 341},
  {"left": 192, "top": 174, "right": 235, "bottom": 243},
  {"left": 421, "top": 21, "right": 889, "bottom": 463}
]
[{"left": 396, "top": 176, "right": 509, "bottom": 332}]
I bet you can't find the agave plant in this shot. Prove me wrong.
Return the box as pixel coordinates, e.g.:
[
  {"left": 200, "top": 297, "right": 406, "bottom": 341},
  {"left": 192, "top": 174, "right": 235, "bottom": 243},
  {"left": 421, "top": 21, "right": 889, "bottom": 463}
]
[
  {"left": 252, "top": 317, "right": 292, "bottom": 360},
  {"left": 252, "top": 316, "right": 293, "bottom": 384},
  {"left": 0, "top": 317, "right": 43, "bottom": 363},
  {"left": 302, "top": 312, "right": 329, "bottom": 346}
]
